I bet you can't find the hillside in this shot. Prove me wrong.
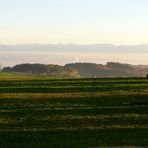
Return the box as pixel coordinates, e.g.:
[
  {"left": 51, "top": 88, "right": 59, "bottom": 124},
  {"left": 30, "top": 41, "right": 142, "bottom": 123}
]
[
  {"left": 2, "top": 62, "right": 148, "bottom": 78},
  {"left": 2, "top": 64, "right": 78, "bottom": 78},
  {"left": 65, "top": 62, "right": 148, "bottom": 77}
]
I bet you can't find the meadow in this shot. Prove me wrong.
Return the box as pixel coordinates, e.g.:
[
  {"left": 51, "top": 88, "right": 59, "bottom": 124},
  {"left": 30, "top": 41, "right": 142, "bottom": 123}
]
[{"left": 0, "top": 74, "right": 148, "bottom": 147}]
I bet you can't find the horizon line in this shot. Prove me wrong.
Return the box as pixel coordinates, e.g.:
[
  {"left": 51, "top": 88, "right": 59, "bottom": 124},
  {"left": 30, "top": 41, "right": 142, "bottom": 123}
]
[{"left": 0, "top": 43, "right": 148, "bottom": 46}]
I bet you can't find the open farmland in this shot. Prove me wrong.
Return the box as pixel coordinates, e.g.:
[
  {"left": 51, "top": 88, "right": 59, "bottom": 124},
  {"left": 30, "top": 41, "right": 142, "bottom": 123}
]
[{"left": 0, "top": 77, "right": 148, "bottom": 147}]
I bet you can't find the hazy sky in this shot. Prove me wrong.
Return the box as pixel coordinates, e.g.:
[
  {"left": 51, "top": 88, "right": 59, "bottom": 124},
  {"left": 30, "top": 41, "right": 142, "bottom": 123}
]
[
  {"left": 0, "top": 0, "right": 148, "bottom": 44},
  {"left": 1, "top": 44, "right": 148, "bottom": 66}
]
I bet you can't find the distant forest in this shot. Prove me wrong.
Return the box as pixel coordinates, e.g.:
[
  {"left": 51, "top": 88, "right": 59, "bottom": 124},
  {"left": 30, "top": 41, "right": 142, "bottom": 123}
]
[{"left": 2, "top": 62, "right": 148, "bottom": 78}]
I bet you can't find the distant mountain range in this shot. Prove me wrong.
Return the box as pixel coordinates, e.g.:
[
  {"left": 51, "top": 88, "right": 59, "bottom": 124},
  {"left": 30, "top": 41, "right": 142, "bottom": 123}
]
[
  {"left": 1, "top": 44, "right": 148, "bottom": 66},
  {"left": 1, "top": 44, "right": 148, "bottom": 53},
  {"left": 2, "top": 62, "right": 148, "bottom": 78}
]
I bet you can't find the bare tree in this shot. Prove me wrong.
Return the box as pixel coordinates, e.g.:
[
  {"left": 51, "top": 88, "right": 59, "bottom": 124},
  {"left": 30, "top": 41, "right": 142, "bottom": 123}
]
[{"left": 0, "top": 63, "right": 2, "bottom": 71}]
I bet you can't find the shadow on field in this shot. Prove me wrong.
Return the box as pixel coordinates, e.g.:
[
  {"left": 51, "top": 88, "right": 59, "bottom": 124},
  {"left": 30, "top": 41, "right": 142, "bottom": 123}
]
[{"left": 0, "top": 128, "right": 148, "bottom": 147}]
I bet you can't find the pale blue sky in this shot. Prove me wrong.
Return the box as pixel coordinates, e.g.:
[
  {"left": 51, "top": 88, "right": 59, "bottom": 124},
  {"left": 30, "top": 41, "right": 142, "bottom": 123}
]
[{"left": 0, "top": 0, "right": 148, "bottom": 44}]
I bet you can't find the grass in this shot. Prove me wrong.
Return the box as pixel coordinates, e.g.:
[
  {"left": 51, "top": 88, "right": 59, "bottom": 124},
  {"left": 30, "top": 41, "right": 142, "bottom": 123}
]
[
  {"left": 0, "top": 75, "right": 148, "bottom": 147},
  {"left": 0, "top": 72, "right": 75, "bottom": 80}
]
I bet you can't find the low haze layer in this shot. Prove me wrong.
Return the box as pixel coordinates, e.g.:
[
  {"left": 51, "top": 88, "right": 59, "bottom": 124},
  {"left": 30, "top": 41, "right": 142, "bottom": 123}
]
[{"left": 1, "top": 44, "right": 148, "bottom": 66}]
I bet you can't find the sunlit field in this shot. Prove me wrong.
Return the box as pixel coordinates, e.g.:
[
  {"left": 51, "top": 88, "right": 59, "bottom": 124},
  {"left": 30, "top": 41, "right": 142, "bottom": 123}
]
[{"left": 0, "top": 75, "right": 148, "bottom": 147}]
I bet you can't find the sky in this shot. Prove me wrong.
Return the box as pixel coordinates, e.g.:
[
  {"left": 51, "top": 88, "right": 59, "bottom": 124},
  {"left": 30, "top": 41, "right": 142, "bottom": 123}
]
[
  {"left": 0, "top": 0, "right": 148, "bottom": 66},
  {"left": 0, "top": 0, "right": 148, "bottom": 45},
  {"left": 1, "top": 44, "right": 148, "bottom": 66}
]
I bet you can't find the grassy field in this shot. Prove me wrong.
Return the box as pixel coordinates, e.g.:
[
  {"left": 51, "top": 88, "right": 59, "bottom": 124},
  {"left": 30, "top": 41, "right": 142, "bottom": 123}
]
[{"left": 0, "top": 75, "right": 148, "bottom": 147}]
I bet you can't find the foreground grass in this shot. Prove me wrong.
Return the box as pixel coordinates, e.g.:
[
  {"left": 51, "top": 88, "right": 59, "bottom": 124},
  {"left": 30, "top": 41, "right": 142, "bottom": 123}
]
[{"left": 0, "top": 77, "right": 148, "bottom": 147}]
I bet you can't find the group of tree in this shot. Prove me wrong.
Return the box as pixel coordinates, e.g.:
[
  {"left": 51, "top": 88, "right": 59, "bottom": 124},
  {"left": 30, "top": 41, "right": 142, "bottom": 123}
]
[
  {"left": 2, "top": 64, "right": 78, "bottom": 77},
  {"left": 2, "top": 62, "right": 148, "bottom": 78},
  {"left": 65, "top": 62, "right": 148, "bottom": 77}
]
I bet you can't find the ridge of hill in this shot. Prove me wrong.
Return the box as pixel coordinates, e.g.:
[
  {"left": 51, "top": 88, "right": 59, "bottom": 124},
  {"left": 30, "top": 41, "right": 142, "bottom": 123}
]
[{"left": 2, "top": 62, "right": 148, "bottom": 78}]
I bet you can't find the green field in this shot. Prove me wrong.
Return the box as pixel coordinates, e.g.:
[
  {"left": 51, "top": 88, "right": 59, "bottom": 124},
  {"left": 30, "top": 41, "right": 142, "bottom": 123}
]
[{"left": 0, "top": 76, "right": 148, "bottom": 147}]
